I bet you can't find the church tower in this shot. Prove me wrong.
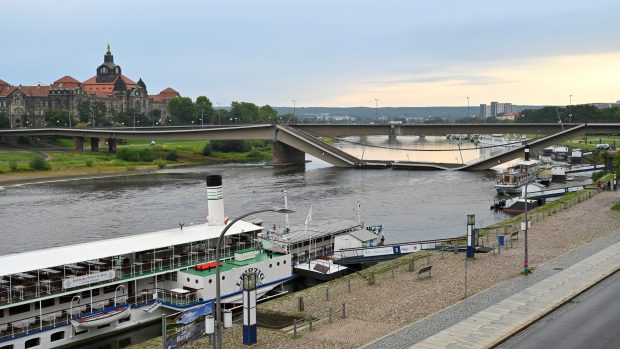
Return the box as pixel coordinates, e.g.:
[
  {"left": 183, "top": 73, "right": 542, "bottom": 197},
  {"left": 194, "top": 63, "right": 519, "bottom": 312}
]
[{"left": 96, "top": 44, "right": 122, "bottom": 83}]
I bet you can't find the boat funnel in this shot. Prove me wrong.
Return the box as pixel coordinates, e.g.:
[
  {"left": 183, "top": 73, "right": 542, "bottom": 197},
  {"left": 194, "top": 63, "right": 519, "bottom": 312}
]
[{"left": 206, "top": 175, "right": 226, "bottom": 226}]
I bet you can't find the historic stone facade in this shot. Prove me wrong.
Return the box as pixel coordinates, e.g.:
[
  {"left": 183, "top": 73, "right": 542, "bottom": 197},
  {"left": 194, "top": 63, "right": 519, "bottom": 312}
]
[{"left": 0, "top": 45, "right": 180, "bottom": 128}]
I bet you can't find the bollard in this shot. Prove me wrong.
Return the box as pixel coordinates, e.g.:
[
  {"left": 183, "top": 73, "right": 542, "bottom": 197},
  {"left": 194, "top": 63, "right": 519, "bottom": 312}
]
[
  {"left": 325, "top": 287, "right": 330, "bottom": 301},
  {"left": 368, "top": 271, "right": 375, "bottom": 285},
  {"left": 441, "top": 246, "right": 445, "bottom": 259},
  {"left": 341, "top": 302, "right": 347, "bottom": 319},
  {"left": 408, "top": 257, "right": 415, "bottom": 272},
  {"left": 309, "top": 317, "right": 313, "bottom": 331},
  {"left": 347, "top": 279, "right": 351, "bottom": 293},
  {"left": 298, "top": 297, "right": 304, "bottom": 312},
  {"left": 391, "top": 263, "right": 395, "bottom": 278},
  {"left": 328, "top": 306, "right": 333, "bottom": 324},
  {"left": 293, "top": 319, "right": 297, "bottom": 337},
  {"left": 426, "top": 254, "right": 431, "bottom": 265}
]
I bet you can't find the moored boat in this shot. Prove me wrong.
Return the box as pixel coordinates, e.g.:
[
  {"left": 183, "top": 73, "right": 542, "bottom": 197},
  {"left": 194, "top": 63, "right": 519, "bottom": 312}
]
[{"left": 70, "top": 305, "right": 130, "bottom": 328}]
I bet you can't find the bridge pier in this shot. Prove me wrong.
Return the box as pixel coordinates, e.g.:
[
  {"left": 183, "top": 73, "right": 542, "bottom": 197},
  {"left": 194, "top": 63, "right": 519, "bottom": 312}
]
[
  {"left": 272, "top": 141, "right": 305, "bottom": 166},
  {"left": 74, "top": 137, "right": 84, "bottom": 152},
  {"left": 90, "top": 137, "right": 100, "bottom": 152},
  {"left": 107, "top": 138, "right": 117, "bottom": 153}
]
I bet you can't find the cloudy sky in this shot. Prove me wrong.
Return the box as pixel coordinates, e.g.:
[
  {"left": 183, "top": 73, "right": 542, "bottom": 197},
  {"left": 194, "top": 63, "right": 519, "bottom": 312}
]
[{"left": 3, "top": 1, "right": 619, "bottom": 107}]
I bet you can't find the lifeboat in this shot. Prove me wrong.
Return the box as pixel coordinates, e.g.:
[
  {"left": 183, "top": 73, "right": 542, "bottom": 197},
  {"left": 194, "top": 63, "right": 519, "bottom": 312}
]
[{"left": 70, "top": 305, "right": 131, "bottom": 328}]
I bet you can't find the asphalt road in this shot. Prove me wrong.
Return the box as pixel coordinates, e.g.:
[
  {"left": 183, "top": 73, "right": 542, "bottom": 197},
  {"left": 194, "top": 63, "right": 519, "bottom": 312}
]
[{"left": 497, "top": 269, "right": 620, "bottom": 349}]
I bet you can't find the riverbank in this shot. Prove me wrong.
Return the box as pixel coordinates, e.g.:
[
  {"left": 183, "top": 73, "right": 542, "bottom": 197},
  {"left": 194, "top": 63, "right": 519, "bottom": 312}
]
[{"left": 131, "top": 189, "right": 620, "bottom": 349}]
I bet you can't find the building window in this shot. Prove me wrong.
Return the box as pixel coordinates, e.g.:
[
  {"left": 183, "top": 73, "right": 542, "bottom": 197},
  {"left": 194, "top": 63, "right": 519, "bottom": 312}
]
[
  {"left": 50, "top": 331, "right": 65, "bottom": 342},
  {"left": 25, "top": 338, "right": 40, "bottom": 348}
]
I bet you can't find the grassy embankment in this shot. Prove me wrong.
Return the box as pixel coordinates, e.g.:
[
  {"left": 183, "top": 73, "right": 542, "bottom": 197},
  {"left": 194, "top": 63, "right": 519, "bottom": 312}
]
[{"left": 0, "top": 139, "right": 272, "bottom": 182}]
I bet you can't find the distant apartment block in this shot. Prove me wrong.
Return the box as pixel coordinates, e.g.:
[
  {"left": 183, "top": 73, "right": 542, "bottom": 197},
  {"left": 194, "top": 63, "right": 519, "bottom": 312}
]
[{"left": 479, "top": 101, "right": 512, "bottom": 118}]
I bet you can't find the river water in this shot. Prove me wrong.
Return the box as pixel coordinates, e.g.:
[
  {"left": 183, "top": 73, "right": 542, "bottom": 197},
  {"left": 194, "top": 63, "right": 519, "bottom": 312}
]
[{"left": 0, "top": 136, "right": 513, "bottom": 255}]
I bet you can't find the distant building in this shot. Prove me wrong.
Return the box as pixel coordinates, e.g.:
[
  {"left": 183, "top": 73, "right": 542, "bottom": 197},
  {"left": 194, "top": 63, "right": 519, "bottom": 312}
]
[
  {"left": 0, "top": 45, "right": 180, "bottom": 128},
  {"left": 479, "top": 101, "right": 512, "bottom": 118},
  {"left": 589, "top": 102, "right": 620, "bottom": 109}
]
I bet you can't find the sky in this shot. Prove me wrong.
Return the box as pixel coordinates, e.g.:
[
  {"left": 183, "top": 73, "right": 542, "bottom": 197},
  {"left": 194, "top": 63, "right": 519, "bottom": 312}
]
[{"left": 2, "top": 0, "right": 620, "bottom": 107}]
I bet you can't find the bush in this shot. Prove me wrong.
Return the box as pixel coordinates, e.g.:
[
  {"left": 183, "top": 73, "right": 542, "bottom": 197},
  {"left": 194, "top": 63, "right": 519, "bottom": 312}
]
[
  {"left": 592, "top": 171, "right": 607, "bottom": 181},
  {"left": 29, "top": 156, "right": 51, "bottom": 170},
  {"left": 155, "top": 159, "right": 167, "bottom": 168},
  {"left": 115, "top": 148, "right": 156, "bottom": 162},
  {"left": 246, "top": 149, "right": 264, "bottom": 161},
  {"left": 9, "top": 160, "right": 18, "bottom": 171},
  {"left": 164, "top": 149, "right": 178, "bottom": 161},
  {"left": 85, "top": 159, "right": 94, "bottom": 167},
  {"left": 211, "top": 140, "right": 250, "bottom": 152},
  {"left": 126, "top": 165, "right": 136, "bottom": 171},
  {"left": 202, "top": 143, "right": 213, "bottom": 156}
]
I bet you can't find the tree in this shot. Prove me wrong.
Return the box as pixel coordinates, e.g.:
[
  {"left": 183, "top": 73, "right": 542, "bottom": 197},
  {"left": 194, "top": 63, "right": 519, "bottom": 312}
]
[
  {"left": 0, "top": 112, "right": 9, "bottom": 129},
  {"left": 77, "top": 100, "right": 92, "bottom": 123},
  {"left": 195, "top": 96, "right": 213, "bottom": 125},
  {"left": 258, "top": 105, "right": 278, "bottom": 123},
  {"left": 149, "top": 109, "right": 162, "bottom": 125},
  {"left": 167, "top": 96, "right": 195, "bottom": 124},
  {"left": 230, "top": 101, "right": 258, "bottom": 123},
  {"left": 45, "top": 109, "right": 72, "bottom": 127},
  {"left": 92, "top": 101, "right": 108, "bottom": 126}
]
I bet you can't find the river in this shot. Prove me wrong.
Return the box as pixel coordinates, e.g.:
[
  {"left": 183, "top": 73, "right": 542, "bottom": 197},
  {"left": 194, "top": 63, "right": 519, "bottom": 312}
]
[{"left": 0, "top": 136, "right": 512, "bottom": 255}]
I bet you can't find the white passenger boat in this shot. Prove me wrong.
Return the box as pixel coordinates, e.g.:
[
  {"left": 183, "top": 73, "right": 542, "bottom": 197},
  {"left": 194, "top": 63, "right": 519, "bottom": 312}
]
[
  {"left": 495, "top": 160, "right": 542, "bottom": 194},
  {"left": 0, "top": 175, "right": 293, "bottom": 348},
  {"left": 477, "top": 134, "right": 524, "bottom": 148}
]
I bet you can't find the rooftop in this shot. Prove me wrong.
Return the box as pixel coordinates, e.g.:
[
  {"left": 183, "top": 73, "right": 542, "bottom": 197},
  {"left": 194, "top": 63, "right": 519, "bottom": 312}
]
[{"left": 0, "top": 221, "right": 262, "bottom": 276}]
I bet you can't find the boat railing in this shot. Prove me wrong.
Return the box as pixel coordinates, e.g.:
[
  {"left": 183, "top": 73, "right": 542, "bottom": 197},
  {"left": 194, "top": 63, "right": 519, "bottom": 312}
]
[
  {"left": 0, "top": 245, "right": 248, "bottom": 306},
  {"left": 0, "top": 295, "right": 125, "bottom": 342}
]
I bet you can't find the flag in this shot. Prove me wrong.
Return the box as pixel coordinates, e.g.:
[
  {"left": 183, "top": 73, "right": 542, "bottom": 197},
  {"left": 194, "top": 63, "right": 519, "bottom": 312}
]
[{"left": 304, "top": 206, "right": 313, "bottom": 226}]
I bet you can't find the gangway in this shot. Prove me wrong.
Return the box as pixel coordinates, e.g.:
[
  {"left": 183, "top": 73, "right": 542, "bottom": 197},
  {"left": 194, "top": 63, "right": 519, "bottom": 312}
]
[{"left": 333, "top": 236, "right": 465, "bottom": 265}]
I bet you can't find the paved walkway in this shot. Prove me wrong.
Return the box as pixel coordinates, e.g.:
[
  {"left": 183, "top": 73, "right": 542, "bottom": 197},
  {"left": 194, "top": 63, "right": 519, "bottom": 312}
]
[{"left": 363, "top": 229, "right": 620, "bottom": 349}]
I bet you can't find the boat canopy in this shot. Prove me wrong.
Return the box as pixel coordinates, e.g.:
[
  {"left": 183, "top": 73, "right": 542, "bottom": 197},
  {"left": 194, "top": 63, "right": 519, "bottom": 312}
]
[
  {"left": 269, "top": 219, "right": 361, "bottom": 244},
  {"left": 0, "top": 221, "right": 261, "bottom": 276}
]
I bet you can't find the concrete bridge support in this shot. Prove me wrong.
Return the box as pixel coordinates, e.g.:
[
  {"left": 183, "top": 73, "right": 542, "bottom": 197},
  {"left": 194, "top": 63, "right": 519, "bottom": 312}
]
[
  {"left": 74, "top": 136, "right": 84, "bottom": 152},
  {"left": 107, "top": 138, "right": 117, "bottom": 153},
  {"left": 272, "top": 141, "right": 305, "bottom": 166},
  {"left": 90, "top": 137, "right": 100, "bottom": 152}
]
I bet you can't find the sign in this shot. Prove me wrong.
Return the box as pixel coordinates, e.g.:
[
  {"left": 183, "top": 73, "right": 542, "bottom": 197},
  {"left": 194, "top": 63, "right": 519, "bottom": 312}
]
[
  {"left": 176, "top": 302, "right": 212, "bottom": 324},
  {"left": 400, "top": 244, "right": 422, "bottom": 254},
  {"left": 165, "top": 320, "right": 205, "bottom": 349},
  {"left": 62, "top": 270, "right": 115, "bottom": 289},
  {"left": 362, "top": 247, "right": 393, "bottom": 257}
]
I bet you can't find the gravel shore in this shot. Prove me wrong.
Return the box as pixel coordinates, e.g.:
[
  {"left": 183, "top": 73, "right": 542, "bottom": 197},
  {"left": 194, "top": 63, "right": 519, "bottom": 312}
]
[{"left": 133, "top": 189, "right": 620, "bottom": 349}]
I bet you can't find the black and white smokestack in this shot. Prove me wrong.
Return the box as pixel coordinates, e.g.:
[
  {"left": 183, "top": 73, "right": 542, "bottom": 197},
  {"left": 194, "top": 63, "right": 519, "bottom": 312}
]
[
  {"left": 524, "top": 145, "right": 530, "bottom": 161},
  {"left": 206, "top": 175, "right": 225, "bottom": 225}
]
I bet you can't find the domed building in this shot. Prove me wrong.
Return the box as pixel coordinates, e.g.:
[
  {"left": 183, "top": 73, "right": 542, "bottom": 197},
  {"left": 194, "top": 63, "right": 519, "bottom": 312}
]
[{"left": 0, "top": 45, "right": 180, "bottom": 128}]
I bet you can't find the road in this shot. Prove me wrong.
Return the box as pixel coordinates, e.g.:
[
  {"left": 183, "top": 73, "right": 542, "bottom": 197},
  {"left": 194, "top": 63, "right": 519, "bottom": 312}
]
[{"left": 497, "top": 269, "right": 620, "bottom": 349}]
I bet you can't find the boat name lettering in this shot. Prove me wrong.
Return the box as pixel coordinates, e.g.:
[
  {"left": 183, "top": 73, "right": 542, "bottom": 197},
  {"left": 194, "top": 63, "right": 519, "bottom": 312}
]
[
  {"left": 242, "top": 267, "right": 265, "bottom": 280},
  {"left": 62, "top": 270, "right": 116, "bottom": 289}
]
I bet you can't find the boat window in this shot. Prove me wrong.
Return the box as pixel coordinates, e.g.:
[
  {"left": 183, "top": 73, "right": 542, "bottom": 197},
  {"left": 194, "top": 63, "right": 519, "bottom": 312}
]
[
  {"left": 50, "top": 330, "right": 65, "bottom": 342},
  {"left": 119, "top": 315, "right": 131, "bottom": 323},
  {"left": 25, "top": 337, "right": 40, "bottom": 348},
  {"left": 8, "top": 303, "right": 30, "bottom": 316},
  {"left": 269, "top": 264, "right": 272, "bottom": 268},
  {"left": 59, "top": 293, "right": 79, "bottom": 304},
  {"left": 75, "top": 329, "right": 88, "bottom": 336},
  {"left": 0, "top": 345, "right": 13, "bottom": 349},
  {"left": 277, "top": 262, "right": 280, "bottom": 267},
  {"left": 283, "top": 260, "right": 287, "bottom": 265},
  {"left": 97, "top": 324, "right": 111, "bottom": 329},
  {"left": 81, "top": 289, "right": 100, "bottom": 298},
  {"left": 222, "top": 276, "right": 226, "bottom": 280},
  {"left": 208, "top": 279, "right": 212, "bottom": 284},
  {"left": 35, "top": 298, "right": 55, "bottom": 309},
  {"left": 103, "top": 285, "right": 117, "bottom": 294}
]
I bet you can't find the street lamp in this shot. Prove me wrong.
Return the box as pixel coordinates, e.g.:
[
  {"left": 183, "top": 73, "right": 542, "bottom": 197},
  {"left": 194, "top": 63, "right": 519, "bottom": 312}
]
[
  {"left": 69, "top": 294, "right": 81, "bottom": 338},
  {"left": 466, "top": 96, "right": 470, "bottom": 119},
  {"left": 201, "top": 110, "right": 204, "bottom": 128},
  {"left": 213, "top": 207, "right": 294, "bottom": 349},
  {"left": 374, "top": 98, "right": 379, "bottom": 123},
  {"left": 569, "top": 94, "right": 573, "bottom": 123},
  {"left": 114, "top": 285, "right": 125, "bottom": 306}
]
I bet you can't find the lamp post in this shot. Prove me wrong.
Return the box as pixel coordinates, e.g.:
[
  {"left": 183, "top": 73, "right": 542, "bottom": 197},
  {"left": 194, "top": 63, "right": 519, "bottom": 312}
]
[
  {"left": 466, "top": 96, "right": 470, "bottom": 119},
  {"left": 114, "top": 284, "right": 125, "bottom": 306},
  {"left": 213, "top": 208, "right": 294, "bottom": 349},
  {"left": 133, "top": 112, "right": 136, "bottom": 130},
  {"left": 201, "top": 110, "right": 204, "bottom": 128},
  {"left": 374, "top": 98, "right": 379, "bottom": 123},
  {"left": 292, "top": 99, "right": 296, "bottom": 125},
  {"left": 569, "top": 94, "right": 573, "bottom": 123}
]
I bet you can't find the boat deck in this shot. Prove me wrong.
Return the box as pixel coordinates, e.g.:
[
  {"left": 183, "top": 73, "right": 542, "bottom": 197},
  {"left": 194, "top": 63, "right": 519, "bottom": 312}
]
[{"left": 182, "top": 251, "right": 286, "bottom": 277}]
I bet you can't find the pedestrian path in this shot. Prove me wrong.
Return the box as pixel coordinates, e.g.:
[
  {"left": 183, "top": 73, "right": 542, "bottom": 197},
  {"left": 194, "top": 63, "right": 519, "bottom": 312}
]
[
  {"left": 362, "top": 229, "right": 620, "bottom": 349},
  {"left": 408, "top": 239, "right": 620, "bottom": 349}
]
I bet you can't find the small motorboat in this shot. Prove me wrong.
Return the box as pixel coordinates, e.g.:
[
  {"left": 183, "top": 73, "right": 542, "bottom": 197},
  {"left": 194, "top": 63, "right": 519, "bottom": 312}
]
[{"left": 71, "top": 305, "right": 131, "bottom": 328}]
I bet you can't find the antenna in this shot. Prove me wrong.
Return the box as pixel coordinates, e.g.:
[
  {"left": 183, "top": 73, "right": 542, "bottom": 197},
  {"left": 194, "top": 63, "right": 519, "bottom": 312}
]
[{"left": 178, "top": 222, "right": 185, "bottom": 230}]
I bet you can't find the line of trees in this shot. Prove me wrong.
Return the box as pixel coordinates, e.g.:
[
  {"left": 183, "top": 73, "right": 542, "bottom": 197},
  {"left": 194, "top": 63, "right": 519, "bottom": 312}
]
[
  {"left": 166, "top": 96, "right": 280, "bottom": 125},
  {"left": 516, "top": 105, "right": 620, "bottom": 123}
]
